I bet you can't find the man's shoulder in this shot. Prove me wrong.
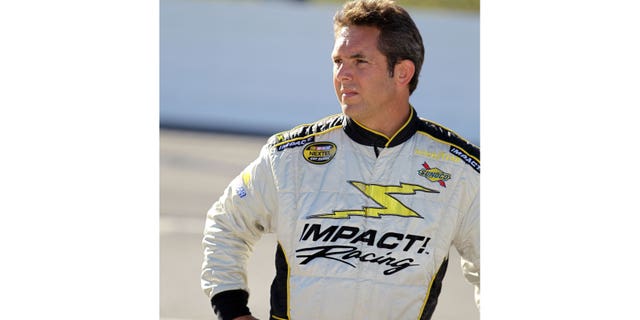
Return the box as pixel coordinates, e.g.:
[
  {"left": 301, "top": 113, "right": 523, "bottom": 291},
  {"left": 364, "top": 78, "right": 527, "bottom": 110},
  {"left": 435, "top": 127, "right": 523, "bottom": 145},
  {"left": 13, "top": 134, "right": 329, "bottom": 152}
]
[
  {"left": 267, "top": 114, "right": 345, "bottom": 151},
  {"left": 415, "top": 117, "right": 480, "bottom": 162}
]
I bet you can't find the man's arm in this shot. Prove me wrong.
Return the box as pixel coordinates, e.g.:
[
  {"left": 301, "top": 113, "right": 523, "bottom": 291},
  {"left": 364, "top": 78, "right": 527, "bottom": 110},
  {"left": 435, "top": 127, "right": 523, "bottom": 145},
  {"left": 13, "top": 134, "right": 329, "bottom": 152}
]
[
  {"left": 201, "top": 144, "right": 278, "bottom": 319},
  {"left": 453, "top": 188, "right": 480, "bottom": 307}
]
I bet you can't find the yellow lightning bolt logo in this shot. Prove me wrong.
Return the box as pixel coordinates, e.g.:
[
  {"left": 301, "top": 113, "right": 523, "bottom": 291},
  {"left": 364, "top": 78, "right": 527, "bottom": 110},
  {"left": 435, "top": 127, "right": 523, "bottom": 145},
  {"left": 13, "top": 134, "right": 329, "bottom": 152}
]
[{"left": 311, "top": 181, "right": 439, "bottom": 219}]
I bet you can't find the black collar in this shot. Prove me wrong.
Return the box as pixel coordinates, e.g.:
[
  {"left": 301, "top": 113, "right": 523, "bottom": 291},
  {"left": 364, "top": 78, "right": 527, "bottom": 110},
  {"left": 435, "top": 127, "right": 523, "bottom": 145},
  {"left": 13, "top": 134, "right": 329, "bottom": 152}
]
[{"left": 342, "top": 107, "right": 419, "bottom": 149}]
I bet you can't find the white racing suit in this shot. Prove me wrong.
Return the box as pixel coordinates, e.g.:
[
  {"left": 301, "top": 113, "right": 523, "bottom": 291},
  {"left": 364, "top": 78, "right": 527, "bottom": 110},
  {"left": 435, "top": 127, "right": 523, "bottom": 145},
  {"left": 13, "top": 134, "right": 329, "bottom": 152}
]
[{"left": 201, "top": 108, "right": 480, "bottom": 320}]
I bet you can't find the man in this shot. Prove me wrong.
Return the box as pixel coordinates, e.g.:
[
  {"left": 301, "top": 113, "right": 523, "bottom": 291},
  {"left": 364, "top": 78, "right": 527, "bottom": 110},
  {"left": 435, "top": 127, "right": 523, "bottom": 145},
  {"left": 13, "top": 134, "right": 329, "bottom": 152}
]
[{"left": 201, "top": 1, "right": 480, "bottom": 319}]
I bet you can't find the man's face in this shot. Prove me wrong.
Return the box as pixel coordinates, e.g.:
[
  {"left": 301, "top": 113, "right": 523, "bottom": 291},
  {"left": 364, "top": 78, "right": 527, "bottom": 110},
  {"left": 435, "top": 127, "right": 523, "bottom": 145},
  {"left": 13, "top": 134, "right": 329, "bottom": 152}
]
[{"left": 332, "top": 25, "right": 397, "bottom": 125}]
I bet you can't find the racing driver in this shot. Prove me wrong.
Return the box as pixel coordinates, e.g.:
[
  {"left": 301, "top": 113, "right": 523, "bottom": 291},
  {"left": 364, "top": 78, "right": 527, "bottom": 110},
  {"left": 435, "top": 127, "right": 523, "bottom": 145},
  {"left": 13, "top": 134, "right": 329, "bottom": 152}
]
[{"left": 201, "top": 1, "right": 480, "bottom": 319}]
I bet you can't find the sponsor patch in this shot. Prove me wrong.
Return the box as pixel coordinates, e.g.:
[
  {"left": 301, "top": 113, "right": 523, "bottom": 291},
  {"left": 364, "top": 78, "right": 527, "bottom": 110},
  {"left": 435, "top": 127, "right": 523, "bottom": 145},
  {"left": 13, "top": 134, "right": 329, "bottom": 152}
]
[
  {"left": 303, "top": 142, "right": 337, "bottom": 165},
  {"left": 242, "top": 171, "right": 251, "bottom": 187},
  {"left": 417, "top": 162, "right": 451, "bottom": 187},
  {"left": 414, "top": 149, "right": 461, "bottom": 163},
  {"left": 449, "top": 146, "right": 480, "bottom": 173},
  {"left": 236, "top": 186, "right": 247, "bottom": 198},
  {"left": 296, "top": 223, "right": 433, "bottom": 275},
  {"left": 276, "top": 136, "right": 315, "bottom": 152}
]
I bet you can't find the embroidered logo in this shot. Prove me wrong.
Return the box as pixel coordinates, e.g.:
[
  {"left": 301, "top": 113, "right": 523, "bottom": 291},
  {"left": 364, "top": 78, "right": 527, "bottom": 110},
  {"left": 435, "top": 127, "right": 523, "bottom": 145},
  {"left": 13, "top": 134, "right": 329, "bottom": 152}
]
[
  {"left": 310, "top": 181, "right": 438, "bottom": 219},
  {"left": 235, "top": 186, "right": 247, "bottom": 198},
  {"left": 449, "top": 146, "right": 480, "bottom": 173},
  {"left": 417, "top": 162, "right": 451, "bottom": 187},
  {"left": 303, "top": 142, "right": 337, "bottom": 165},
  {"left": 276, "top": 136, "right": 315, "bottom": 151}
]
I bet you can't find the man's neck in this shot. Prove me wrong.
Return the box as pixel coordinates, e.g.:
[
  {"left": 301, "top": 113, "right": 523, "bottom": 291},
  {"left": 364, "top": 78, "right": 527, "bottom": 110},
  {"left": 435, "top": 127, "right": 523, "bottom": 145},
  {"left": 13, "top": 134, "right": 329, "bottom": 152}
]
[{"left": 363, "top": 104, "right": 412, "bottom": 139}]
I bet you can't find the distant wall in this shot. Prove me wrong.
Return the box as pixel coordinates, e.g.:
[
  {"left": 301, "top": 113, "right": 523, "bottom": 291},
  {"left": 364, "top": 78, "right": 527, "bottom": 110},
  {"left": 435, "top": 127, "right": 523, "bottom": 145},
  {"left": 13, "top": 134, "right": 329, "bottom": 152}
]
[{"left": 160, "top": 0, "right": 479, "bottom": 144}]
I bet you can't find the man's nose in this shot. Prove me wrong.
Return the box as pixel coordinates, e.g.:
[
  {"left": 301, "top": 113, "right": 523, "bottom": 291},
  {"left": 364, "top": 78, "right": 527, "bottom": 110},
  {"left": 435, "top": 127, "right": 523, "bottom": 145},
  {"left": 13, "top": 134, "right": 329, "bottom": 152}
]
[{"left": 336, "top": 64, "right": 353, "bottom": 81}]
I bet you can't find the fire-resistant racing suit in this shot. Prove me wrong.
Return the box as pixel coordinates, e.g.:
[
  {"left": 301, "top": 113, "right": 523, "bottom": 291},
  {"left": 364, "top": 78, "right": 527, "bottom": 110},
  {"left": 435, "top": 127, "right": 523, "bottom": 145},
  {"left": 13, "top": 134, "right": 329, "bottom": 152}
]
[{"left": 201, "top": 107, "right": 480, "bottom": 320}]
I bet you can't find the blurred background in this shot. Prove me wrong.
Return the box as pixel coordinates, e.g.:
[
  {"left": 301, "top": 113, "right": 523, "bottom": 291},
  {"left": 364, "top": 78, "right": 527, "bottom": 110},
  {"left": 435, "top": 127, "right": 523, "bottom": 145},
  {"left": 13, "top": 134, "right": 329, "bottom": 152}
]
[
  {"left": 160, "top": 0, "right": 479, "bottom": 145},
  {"left": 160, "top": 0, "right": 479, "bottom": 319}
]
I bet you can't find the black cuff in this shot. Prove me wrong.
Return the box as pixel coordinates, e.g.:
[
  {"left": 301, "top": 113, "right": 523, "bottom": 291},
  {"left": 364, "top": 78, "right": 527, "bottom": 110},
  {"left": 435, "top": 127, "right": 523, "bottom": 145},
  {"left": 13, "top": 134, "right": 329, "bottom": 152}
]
[{"left": 211, "top": 289, "right": 251, "bottom": 320}]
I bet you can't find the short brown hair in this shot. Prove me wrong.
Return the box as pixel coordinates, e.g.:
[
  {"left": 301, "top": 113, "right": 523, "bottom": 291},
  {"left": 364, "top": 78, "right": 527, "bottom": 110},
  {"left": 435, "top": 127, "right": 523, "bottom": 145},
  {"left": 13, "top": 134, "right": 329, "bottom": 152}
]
[{"left": 333, "top": 0, "right": 425, "bottom": 94}]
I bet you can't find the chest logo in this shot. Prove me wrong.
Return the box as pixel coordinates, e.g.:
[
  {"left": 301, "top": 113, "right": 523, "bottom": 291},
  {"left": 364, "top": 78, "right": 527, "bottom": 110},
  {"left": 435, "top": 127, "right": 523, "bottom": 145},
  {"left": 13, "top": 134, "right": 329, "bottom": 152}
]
[
  {"left": 310, "top": 181, "right": 438, "bottom": 219},
  {"left": 418, "top": 162, "right": 451, "bottom": 187},
  {"left": 303, "top": 142, "right": 337, "bottom": 164}
]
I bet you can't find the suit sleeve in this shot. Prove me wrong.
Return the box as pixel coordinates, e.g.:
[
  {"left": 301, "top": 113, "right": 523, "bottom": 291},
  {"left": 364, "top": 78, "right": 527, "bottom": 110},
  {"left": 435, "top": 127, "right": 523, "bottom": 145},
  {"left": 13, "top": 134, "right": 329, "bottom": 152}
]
[
  {"left": 453, "top": 179, "right": 480, "bottom": 308},
  {"left": 201, "top": 143, "right": 278, "bottom": 317}
]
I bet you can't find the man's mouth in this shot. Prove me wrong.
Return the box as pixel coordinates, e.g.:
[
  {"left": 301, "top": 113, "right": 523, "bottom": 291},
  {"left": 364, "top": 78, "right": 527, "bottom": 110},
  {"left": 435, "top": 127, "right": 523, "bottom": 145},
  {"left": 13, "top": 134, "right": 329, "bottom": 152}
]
[{"left": 341, "top": 89, "right": 357, "bottom": 98}]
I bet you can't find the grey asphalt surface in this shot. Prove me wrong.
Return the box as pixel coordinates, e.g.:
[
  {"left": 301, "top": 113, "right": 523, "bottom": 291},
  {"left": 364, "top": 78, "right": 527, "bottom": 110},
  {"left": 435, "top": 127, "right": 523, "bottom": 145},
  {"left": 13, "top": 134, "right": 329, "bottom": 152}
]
[{"left": 160, "top": 129, "right": 479, "bottom": 320}]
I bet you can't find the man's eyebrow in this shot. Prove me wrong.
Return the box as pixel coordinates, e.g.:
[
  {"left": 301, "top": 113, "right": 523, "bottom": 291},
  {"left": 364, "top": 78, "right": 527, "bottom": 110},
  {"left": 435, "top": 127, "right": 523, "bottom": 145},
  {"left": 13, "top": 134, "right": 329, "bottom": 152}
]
[{"left": 332, "top": 53, "right": 367, "bottom": 60}]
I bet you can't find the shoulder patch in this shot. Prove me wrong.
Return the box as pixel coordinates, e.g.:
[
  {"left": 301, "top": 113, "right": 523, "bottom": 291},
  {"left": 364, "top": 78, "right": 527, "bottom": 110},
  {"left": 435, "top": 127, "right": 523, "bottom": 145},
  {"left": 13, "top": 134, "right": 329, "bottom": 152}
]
[
  {"left": 449, "top": 146, "right": 480, "bottom": 173},
  {"left": 269, "top": 114, "right": 344, "bottom": 151},
  {"left": 416, "top": 118, "right": 480, "bottom": 173},
  {"left": 275, "top": 136, "right": 315, "bottom": 151}
]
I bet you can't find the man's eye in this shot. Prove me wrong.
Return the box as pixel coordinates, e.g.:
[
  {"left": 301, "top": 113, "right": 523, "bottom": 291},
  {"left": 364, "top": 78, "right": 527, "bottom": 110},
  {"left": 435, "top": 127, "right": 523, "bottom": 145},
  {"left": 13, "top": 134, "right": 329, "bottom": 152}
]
[
  {"left": 333, "top": 59, "right": 342, "bottom": 65},
  {"left": 356, "top": 59, "right": 367, "bottom": 64}
]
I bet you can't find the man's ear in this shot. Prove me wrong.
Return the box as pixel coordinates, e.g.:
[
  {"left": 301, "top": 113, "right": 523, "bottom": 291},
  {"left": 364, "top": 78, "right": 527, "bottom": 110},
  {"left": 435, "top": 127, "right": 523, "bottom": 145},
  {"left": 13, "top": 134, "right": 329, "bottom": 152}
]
[{"left": 394, "top": 60, "right": 415, "bottom": 87}]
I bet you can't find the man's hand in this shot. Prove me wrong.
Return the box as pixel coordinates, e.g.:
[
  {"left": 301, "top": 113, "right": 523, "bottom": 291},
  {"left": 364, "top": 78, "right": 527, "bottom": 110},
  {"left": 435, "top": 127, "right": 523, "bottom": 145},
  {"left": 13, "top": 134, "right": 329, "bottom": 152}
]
[{"left": 232, "top": 316, "right": 258, "bottom": 320}]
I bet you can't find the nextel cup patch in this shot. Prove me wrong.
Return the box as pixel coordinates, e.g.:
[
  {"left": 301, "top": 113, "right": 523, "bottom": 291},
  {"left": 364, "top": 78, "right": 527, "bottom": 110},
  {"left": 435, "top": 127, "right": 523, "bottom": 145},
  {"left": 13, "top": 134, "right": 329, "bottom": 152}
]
[{"left": 303, "top": 142, "right": 337, "bottom": 165}]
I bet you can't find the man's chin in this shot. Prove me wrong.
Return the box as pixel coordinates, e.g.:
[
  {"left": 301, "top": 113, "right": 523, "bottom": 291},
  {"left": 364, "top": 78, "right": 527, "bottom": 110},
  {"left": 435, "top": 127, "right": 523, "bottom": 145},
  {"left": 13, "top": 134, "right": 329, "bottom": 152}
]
[
  {"left": 340, "top": 103, "right": 353, "bottom": 115},
  {"left": 340, "top": 104, "right": 364, "bottom": 119}
]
